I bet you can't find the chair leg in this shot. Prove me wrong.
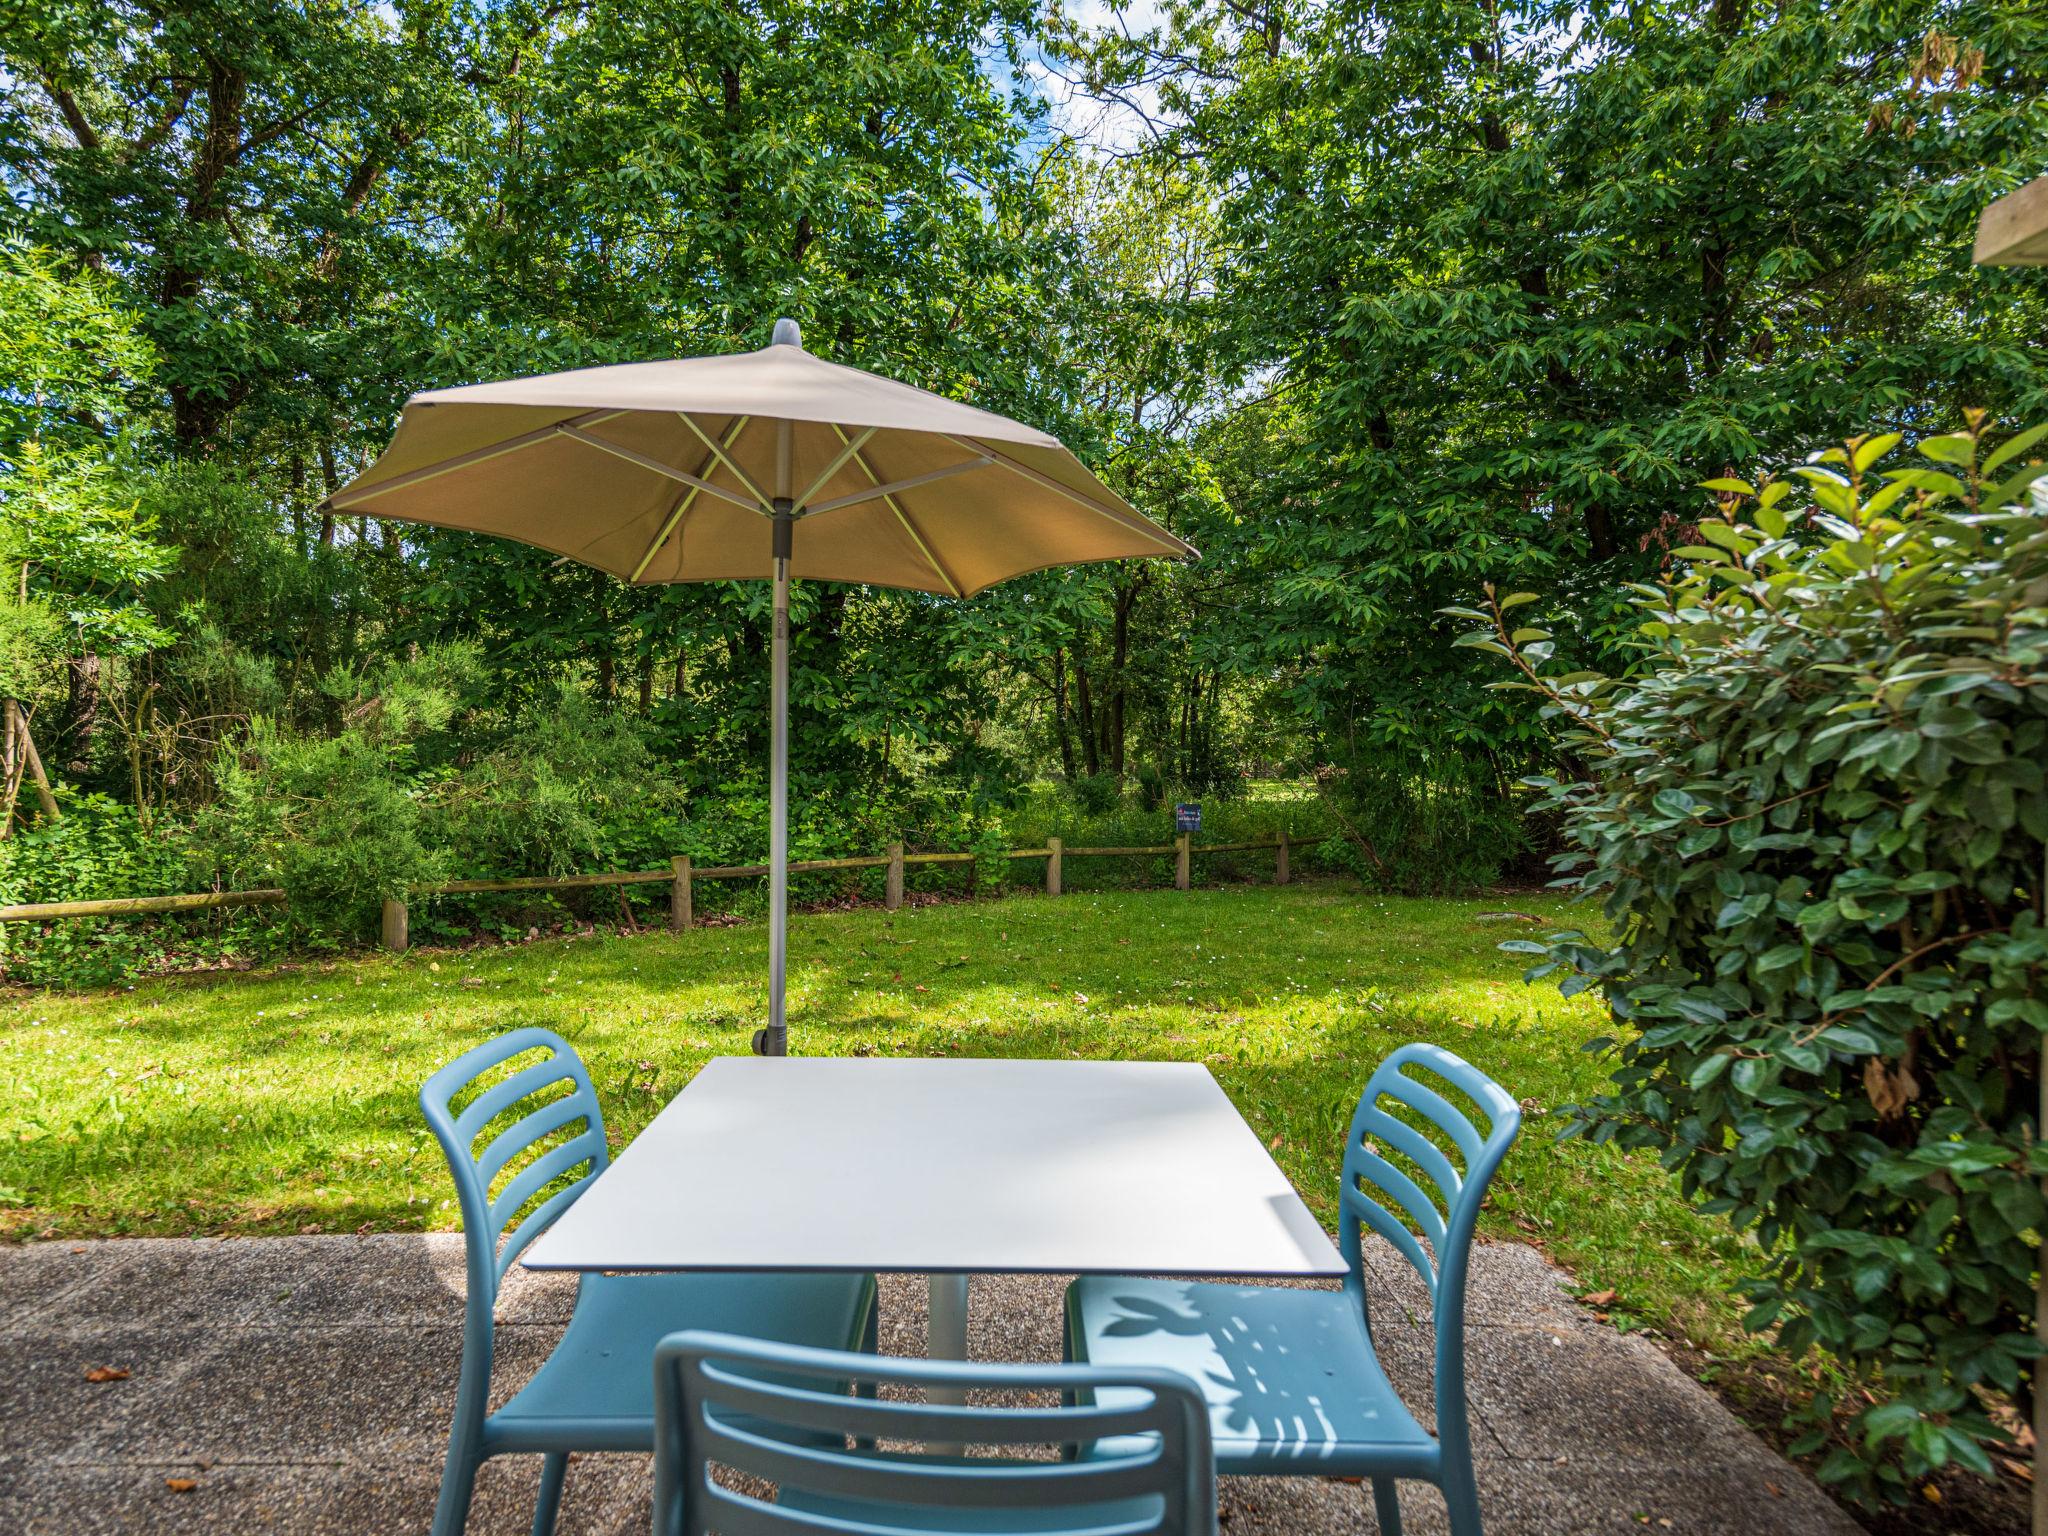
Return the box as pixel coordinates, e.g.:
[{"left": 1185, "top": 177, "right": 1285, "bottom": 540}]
[
  {"left": 1439, "top": 1460, "right": 1483, "bottom": 1536},
  {"left": 1371, "top": 1476, "right": 1404, "bottom": 1536},
  {"left": 430, "top": 1441, "right": 481, "bottom": 1536},
  {"left": 531, "top": 1452, "right": 568, "bottom": 1536}
]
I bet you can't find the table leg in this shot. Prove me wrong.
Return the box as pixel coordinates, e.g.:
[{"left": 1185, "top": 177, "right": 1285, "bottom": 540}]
[{"left": 927, "top": 1273, "right": 971, "bottom": 1446}]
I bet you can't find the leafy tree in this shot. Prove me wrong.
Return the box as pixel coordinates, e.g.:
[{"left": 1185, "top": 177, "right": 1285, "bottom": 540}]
[
  {"left": 1054, "top": 0, "right": 2048, "bottom": 830},
  {"left": 0, "top": 245, "right": 171, "bottom": 769}
]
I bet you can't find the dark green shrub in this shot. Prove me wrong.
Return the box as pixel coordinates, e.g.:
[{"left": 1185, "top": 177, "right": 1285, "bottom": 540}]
[
  {"left": 1070, "top": 770, "right": 1122, "bottom": 815},
  {"left": 430, "top": 688, "right": 689, "bottom": 878},
  {"left": 1314, "top": 743, "right": 1533, "bottom": 894},
  {"left": 199, "top": 721, "right": 447, "bottom": 942},
  {"left": 1133, "top": 762, "right": 1168, "bottom": 812},
  {"left": 1451, "top": 420, "right": 2048, "bottom": 1502}
]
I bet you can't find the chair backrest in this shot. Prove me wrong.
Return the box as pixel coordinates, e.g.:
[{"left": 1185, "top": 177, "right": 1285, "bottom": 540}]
[
  {"left": 1338, "top": 1043, "right": 1520, "bottom": 1460},
  {"left": 653, "top": 1330, "right": 1216, "bottom": 1536},
  {"left": 419, "top": 1026, "right": 609, "bottom": 1312}
]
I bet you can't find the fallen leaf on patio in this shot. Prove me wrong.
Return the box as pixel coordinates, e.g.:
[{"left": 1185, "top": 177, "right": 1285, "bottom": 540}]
[
  {"left": 83, "top": 1366, "right": 130, "bottom": 1383},
  {"left": 164, "top": 1478, "right": 198, "bottom": 1493},
  {"left": 1582, "top": 1288, "right": 1617, "bottom": 1306},
  {"left": 1594, "top": 1311, "right": 1610, "bottom": 1323},
  {"left": 1764, "top": 1481, "right": 1783, "bottom": 1497}
]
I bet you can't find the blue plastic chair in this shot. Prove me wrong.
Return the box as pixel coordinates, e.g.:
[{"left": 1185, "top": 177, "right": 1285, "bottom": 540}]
[
  {"left": 420, "top": 1028, "right": 878, "bottom": 1536},
  {"left": 653, "top": 1329, "right": 1217, "bottom": 1536},
  {"left": 1064, "top": 1043, "right": 1520, "bottom": 1536}
]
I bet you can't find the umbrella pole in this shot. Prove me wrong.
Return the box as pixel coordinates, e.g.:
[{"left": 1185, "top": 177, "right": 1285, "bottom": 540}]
[
  {"left": 760, "top": 451, "right": 795, "bottom": 1055},
  {"left": 762, "top": 528, "right": 790, "bottom": 1055}
]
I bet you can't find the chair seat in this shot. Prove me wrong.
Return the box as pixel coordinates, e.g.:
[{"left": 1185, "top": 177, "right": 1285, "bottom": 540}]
[
  {"left": 781, "top": 1486, "right": 1168, "bottom": 1534},
  {"left": 490, "top": 1269, "right": 876, "bottom": 1453},
  {"left": 1065, "top": 1277, "right": 1437, "bottom": 1479}
]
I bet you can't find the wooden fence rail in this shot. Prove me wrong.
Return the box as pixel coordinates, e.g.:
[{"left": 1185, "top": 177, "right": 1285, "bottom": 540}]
[{"left": 1, "top": 830, "right": 1294, "bottom": 956}]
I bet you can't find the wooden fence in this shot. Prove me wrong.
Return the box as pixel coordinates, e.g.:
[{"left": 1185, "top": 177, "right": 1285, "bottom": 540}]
[{"left": 0, "top": 831, "right": 1294, "bottom": 955}]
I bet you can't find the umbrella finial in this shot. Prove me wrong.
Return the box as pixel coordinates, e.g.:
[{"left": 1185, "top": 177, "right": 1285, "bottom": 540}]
[{"left": 771, "top": 317, "right": 803, "bottom": 349}]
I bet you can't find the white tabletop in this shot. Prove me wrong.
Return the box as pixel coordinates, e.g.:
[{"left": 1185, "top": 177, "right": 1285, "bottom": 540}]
[{"left": 523, "top": 1056, "right": 1345, "bottom": 1277}]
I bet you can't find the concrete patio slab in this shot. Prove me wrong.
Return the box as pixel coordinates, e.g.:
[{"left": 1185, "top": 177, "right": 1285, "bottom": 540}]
[{"left": 0, "top": 1234, "right": 1862, "bottom": 1536}]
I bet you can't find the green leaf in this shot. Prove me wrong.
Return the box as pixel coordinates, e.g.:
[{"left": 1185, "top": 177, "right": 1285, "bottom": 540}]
[
  {"left": 1915, "top": 432, "right": 1976, "bottom": 467},
  {"left": 1852, "top": 433, "right": 1903, "bottom": 472},
  {"left": 1982, "top": 420, "right": 2048, "bottom": 475},
  {"left": 1697, "top": 477, "right": 1755, "bottom": 495}
]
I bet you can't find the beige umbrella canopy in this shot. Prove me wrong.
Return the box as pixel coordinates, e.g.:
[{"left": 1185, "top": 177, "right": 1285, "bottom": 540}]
[
  {"left": 331, "top": 320, "right": 1191, "bottom": 596},
  {"left": 330, "top": 320, "right": 1193, "bottom": 1053}
]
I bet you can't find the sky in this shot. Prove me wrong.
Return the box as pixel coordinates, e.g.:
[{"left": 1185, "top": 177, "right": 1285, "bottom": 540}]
[{"left": 1010, "top": 0, "right": 1172, "bottom": 157}]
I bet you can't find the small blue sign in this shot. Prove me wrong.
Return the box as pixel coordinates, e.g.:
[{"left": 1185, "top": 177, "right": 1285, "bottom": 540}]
[{"left": 1174, "top": 801, "right": 1202, "bottom": 833}]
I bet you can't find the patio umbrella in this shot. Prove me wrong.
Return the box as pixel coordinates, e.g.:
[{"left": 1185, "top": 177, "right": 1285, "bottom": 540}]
[{"left": 328, "top": 319, "right": 1194, "bottom": 1055}]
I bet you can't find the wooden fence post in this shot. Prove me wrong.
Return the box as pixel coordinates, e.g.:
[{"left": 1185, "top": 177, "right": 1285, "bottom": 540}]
[
  {"left": 670, "top": 856, "right": 693, "bottom": 931},
  {"left": 1046, "top": 837, "right": 1062, "bottom": 897},
  {"left": 381, "top": 897, "right": 409, "bottom": 953},
  {"left": 1276, "top": 830, "right": 1291, "bottom": 886},
  {"left": 1175, "top": 831, "right": 1191, "bottom": 892},
  {"left": 885, "top": 842, "right": 904, "bottom": 911}
]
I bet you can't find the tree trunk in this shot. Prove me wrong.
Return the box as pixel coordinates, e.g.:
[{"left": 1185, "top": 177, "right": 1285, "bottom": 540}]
[
  {"left": 1052, "top": 646, "right": 1077, "bottom": 780},
  {"left": 1105, "top": 579, "right": 1140, "bottom": 779},
  {"left": 1074, "top": 660, "right": 1101, "bottom": 777},
  {"left": 638, "top": 653, "right": 654, "bottom": 714},
  {"left": 62, "top": 652, "right": 101, "bottom": 774}
]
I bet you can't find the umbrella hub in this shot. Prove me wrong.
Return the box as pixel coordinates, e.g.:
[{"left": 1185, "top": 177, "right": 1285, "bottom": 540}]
[{"left": 771, "top": 317, "right": 803, "bottom": 349}]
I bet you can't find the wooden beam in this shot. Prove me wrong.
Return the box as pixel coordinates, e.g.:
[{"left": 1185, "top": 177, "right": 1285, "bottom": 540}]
[
  {"left": 1975, "top": 175, "right": 2048, "bottom": 266},
  {"left": 1, "top": 888, "right": 287, "bottom": 921}
]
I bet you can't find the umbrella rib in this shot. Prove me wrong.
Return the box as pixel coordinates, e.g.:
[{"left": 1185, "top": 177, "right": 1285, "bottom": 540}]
[
  {"left": 557, "top": 426, "right": 762, "bottom": 512},
  {"left": 830, "top": 425, "right": 963, "bottom": 598},
  {"left": 942, "top": 435, "right": 1196, "bottom": 557},
  {"left": 628, "top": 416, "right": 751, "bottom": 583},
  {"left": 801, "top": 456, "right": 990, "bottom": 517},
  {"left": 327, "top": 408, "right": 628, "bottom": 510},
  {"left": 791, "top": 426, "right": 876, "bottom": 512},
  {"left": 675, "top": 412, "right": 776, "bottom": 513}
]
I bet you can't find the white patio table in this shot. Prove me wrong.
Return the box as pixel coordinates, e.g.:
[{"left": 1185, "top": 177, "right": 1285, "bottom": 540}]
[{"left": 523, "top": 1056, "right": 1346, "bottom": 1400}]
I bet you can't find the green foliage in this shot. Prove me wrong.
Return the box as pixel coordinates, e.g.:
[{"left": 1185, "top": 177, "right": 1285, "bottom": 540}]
[
  {"left": 1057, "top": 0, "right": 2048, "bottom": 788},
  {"left": 0, "top": 244, "right": 170, "bottom": 699},
  {"left": 1314, "top": 745, "right": 1535, "bottom": 895},
  {"left": 1454, "top": 420, "right": 2048, "bottom": 1501},
  {"left": 1070, "top": 771, "right": 1122, "bottom": 815},
  {"left": 199, "top": 719, "right": 446, "bottom": 941},
  {"left": 0, "top": 791, "right": 199, "bottom": 987}
]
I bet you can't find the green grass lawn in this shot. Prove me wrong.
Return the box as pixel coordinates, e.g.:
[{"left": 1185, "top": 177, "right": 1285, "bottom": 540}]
[{"left": 0, "top": 883, "right": 1763, "bottom": 1355}]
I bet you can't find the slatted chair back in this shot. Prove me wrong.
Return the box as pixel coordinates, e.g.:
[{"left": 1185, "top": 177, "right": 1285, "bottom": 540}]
[
  {"left": 654, "top": 1330, "right": 1215, "bottom": 1536},
  {"left": 420, "top": 1026, "right": 610, "bottom": 1316},
  {"left": 1338, "top": 1043, "right": 1520, "bottom": 1470}
]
